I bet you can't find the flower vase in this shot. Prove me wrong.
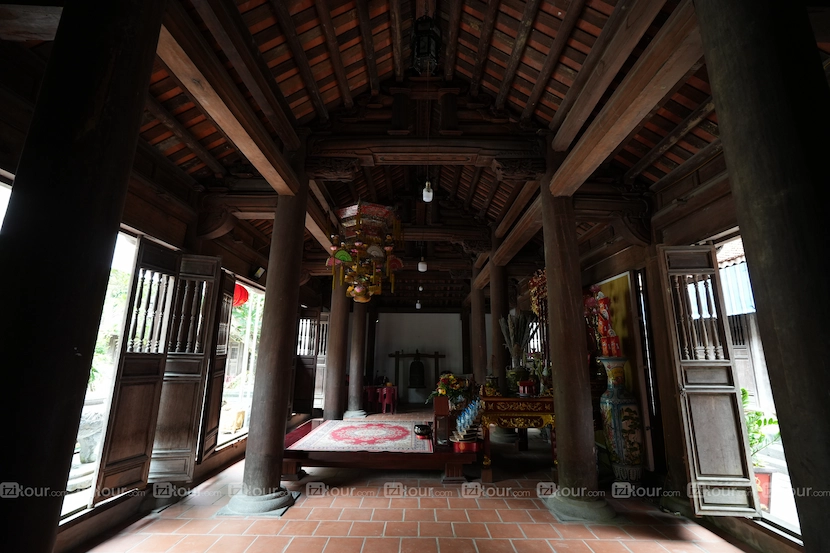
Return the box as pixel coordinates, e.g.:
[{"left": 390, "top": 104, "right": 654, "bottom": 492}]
[
  {"left": 598, "top": 357, "right": 644, "bottom": 482},
  {"left": 506, "top": 357, "right": 526, "bottom": 395}
]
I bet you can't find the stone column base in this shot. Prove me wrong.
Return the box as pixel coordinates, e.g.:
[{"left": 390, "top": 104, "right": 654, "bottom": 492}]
[
  {"left": 544, "top": 494, "right": 616, "bottom": 522},
  {"left": 224, "top": 488, "right": 296, "bottom": 516},
  {"left": 344, "top": 410, "right": 368, "bottom": 419}
]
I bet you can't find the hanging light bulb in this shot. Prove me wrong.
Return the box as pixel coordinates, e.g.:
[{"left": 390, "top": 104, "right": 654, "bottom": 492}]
[
  {"left": 419, "top": 285, "right": 424, "bottom": 292},
  {"left": 418, "top": 256, "right": 428, "bottom": 272},
  {"left": 416, "top": 299, "right": 422, "bottom": 309},
  {"left": 422, "top": 177, "right": 433, "bottom": 203}
]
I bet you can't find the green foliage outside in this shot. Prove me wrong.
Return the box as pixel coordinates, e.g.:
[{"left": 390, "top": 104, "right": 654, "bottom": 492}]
[
  {"left": 742, "top": 387, "right": 781, "bottom": 465},
  {"left": 89, "top": 269, "right": 131, "bottom": 391}
]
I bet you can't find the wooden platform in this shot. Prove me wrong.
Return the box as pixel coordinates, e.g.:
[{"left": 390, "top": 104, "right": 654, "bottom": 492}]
[{"left": 282, "top": 419, "right": 476, "bottom": 483}]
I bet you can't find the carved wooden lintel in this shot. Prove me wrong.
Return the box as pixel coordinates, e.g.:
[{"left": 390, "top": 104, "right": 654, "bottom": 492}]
[
  {"left": 305, "top": 157, "right": 361, "bottom": 181},
  {"left": 492, "top": 157, "right": 547, "bottom": 182}
]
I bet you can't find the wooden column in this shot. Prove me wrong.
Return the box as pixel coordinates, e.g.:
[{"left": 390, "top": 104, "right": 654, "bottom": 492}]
[
  {"left": 695, "top": 2, "right": 830, "bottom": 548},
  {"left": 365, "top": 306, "right": 378, "bottom": 383},
  {"left": 346, "top": 301, "right": 368, "bottom": 417},
  {"left": 541, "top": 190, "right": 613, "bottom": 520},
  {"left": 324, "top": 277, "right": 350, "bottom": 419},
  {"left": 0, "top": 1, "right": 165, "bottom": 550},
  {"left": 228, "top": 164, "right": 309, "bottom": 514},
  {"left": 490, "top": 234, "right": 509, "bottom": 393},
  {"left": 470, "top": 264, "right": 488, "bottom": 385}
]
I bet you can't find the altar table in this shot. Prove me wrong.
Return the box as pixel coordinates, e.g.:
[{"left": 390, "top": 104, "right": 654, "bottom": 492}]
[{"left": 480, "top": 396, "right": 555, "bottom": 483}]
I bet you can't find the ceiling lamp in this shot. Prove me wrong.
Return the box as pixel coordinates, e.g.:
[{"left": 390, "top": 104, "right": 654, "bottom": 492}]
[
  {"left": 328, "top": 202, "right": 402, "bottom": 303},
  {"left": 418, "top": 256, "right": 428, "bottom": 272},
  {"left": 412, "top": 15, "right": 442, "bottom": 75},
  {"left": 416, "top": 300, "right": 422, "bottom": 310},
  {"left": 422, "top": 177, "right": 434, "bottom": 203},
  {"left": 419, "top": 285, "right": 424, "bottom": 292}
]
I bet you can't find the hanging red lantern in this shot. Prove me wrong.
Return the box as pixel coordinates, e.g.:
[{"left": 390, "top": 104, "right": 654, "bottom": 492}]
[{"left": 233, "top": 283, "right": 249, "bottom": 307}]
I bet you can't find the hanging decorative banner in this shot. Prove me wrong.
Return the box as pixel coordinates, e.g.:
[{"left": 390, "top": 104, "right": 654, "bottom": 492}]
[{"left": 232, "top": 283, "right": 249, "bottom": 307}]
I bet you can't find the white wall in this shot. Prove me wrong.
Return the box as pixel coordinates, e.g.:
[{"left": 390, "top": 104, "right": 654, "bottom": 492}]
[{"left": 373, "top": 313, "right": 464, "bottom": 403}]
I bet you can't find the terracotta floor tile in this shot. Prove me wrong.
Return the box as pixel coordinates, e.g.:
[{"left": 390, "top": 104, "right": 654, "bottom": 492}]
[
  {"left": 372, "top": 508, "right": 404, "bottom": 521},
  {"left": 511, "top": 540, "right": 555, "bottom": 553},
  {"left": 338, "top": 508, "right": 373, "bottom": 521},
  {"left": 656, "top": 525, "right": 706, "bottom": 542},
  {"left": 684, "top": 524, "right": 726, "bottom": 542},
  {"left": 244, "top": 536, "right": 292, "bottom": 553},
  {"left": 498, "top": 510, "right": 534, "bottom": 522},
  {"left": 405, "top": 508, "right": 436, "bottom": 522},
  {"left": 487, "top": 523, "right": 525, "bottom": 539},
  {"left": 348, "top": 521, "right": 386, "bottom": 537},
  {"left": 130, "top": 534, "right": 185, "bottom": 553},
  {"left": 362, "top": 537, "right": 402, "bottom": 553},
  {"left": 301, "top": 497, "right": 335, "bottom": 508},
  {"left": 447, "top": 498, "right": 479, "bottom": 509},
  {"left": 419, "top": 498, "right": 450, "bottom": 509},
  {"left": 361, "top": 498, "right": 391, "bottom": 509},
  {"left": 330, "top": 496, "right": 363, "bottom": 508},
  {"left": 621, "top": 525, "right": 672, "bottom": 541},
  {"left": 528, "top": 510, "right": 558, "bottom": 523},
  {"left": 552, "top": 524, "right": 594, "bottom": 539},
  {"left": 173, "top": 519, "right": 220, "bottom": 534},
  {"left": 322, "top": 536, "right": 363, "bottom": 553},
  {"left": 279, "top": 520, "right": 320, "bottom": 536},
  {"left": 453, "top": 522, "right": 491, "bottom": 538},
  {"left": 583, "top": 541, "right": 630, "bottom": 553},
  {"left": 309, "top": 508, "right": 344, "bottom": 520},
  {"left": 244, "top": 519, "right": 286, "bottom": 535},
  {"left": 165, "top": 535, "right": 218, "bottom": 553},
  {"left": 391, "top": 498, "right": 421, "bottom": 509},
  {"left": 505, "top": 499, "right": 539, "bottom": 510},
  {"left": 475, "top": 539, "right": 518, "bottom": 553},
  {"left": 466, "top": 509, "right": 500, "bottom": 522},
  {"left": 547, "top": 540, "right": 594, "bottom": 553},
  {"left": 419, "top": 522, "right": 455, "bottom": 537},
  {"left": 401, "top": 537, "right": 439, "bottom": 553},
  {"left": 384, "top": 522, "right": 420, "bottom": 536},
  {"left": 207, "top": 519, "right": 252, "bottom": 534},
  {"left": 693, "top": 543, "right": 753, "bottom": 553},
  {"left": 204, "top": 535, "right": 255, "bottom": 553},
  {"left": 142, "top": 519, "right": 189, "bottom": 534},
  {"left": 159, "top": 505, "right": 194, "bottom": 519},
  {"left": 521, "top": 523, "right": 562, "bottom": 539},
  {"left": 280, "top": 507, "right": 313, "bottom": 520},
  {"left": 436, "top": 537, "right": 476, "bottom": 553},
  {"left": 478, "top": 499, "right": 509, "bottom": 509},
  {"left": 284, "top": 537, "right": 328, "bottom": 553},
  {"left": 621, "top": 542, "right": 671, "bottom": 553},
  {"left": 313, "top": 521, "right": 353, "bottom": 536},
  {"left": 588, "top": 525, "right": 632, "bottom": 540},
  {"left": 436, "top": 508, "right": 470, "bottom": 522}
]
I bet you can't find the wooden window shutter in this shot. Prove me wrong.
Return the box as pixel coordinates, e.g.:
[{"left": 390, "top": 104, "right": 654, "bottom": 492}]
[
  {"left": 658, "top": 245, "right": 760, "bottom": 517},
  {"left": 94, "top": 238, "right": 180, "bottom": 503}
]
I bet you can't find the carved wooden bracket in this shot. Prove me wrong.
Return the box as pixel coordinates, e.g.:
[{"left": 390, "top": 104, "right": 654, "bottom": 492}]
[
  {"left": 492, "top": 157, "right": 547, "bottom": 182},
  {"left": 305, "top": 157, "right": 361, "bottom": 181}
]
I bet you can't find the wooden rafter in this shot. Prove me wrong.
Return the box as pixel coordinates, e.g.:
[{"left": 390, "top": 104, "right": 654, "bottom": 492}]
[
  {"left": 650, "top": 137, "right": 723, "bottom": 192},
  {"left": 158, "top": 1, "right": 299, "bottom": 195},
  {"left": 549, "top": 0, "right": 667, "bottom": 150},
  {"left": 190, "top": 0, "right": 299, "bottom": 151},
  {"left": 443, "top": 0, "right": 465, "bottom": 82},
  {"left": 363, "top": 166, "right": 379, "bottom": 202},
  {"left": 145, "top": 95, "right": 227, "bottom": 176},
  {"left": 356, "top": 0, "right": 381, "bottom": 96},
  {"left": 383, "top": 166, "right": 395, "bottom": 200},
  {"left": 314, "top": 0, "right": 354, "bottom": 109},
  {"left": 464, "top": 167, "right": 483, "bottom": 210},
  {"left": 448, "top": 165, "right": 463, "bottom": 199},
  {"left": 469, "top": 0, "right": 501, "bottom": 97},
  {"left": 520, "top": 0, "right": 586, "bottom": 122},
  {"left": 494, "top": 0, "right": 543, "bottom": 110},
  {"left": 267, "top": 0, "right": 329, "bottom": 122},
  {"left": 478, "top": 178, "right": 500, "bottom": 218},
  {"left": 623, "top": 96, "right": 716, "bottom": 183},
  {"left": 389, "top": 0, "right": 404, "bottom": 82}
]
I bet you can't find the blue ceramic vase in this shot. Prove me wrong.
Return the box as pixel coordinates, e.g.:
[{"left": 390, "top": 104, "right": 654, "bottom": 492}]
[{"left": 598, "top": 357, "right": 644, "bottom": 482}]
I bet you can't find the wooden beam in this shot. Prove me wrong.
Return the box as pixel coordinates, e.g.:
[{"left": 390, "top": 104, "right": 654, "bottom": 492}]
[
  {"left": 469, "top": 0, "right": 500, "bottom": 97},
  {"left": 145, "top": 95, "right": 227, "bottom": 176},
  {"left": 478, "top": 178, "right": 500, "bottom": 218},
  {"left": 402, "top": 225, "right": 490, "bottom": 242},
  {"left": 623, "top": 96, "right": 716, "bottom": 182},
  {"left": 550, "top": 0, "right": 703, "bottom": 195},
  {"left": 363, "top": 166, "right": 379, "bottom": 202},
  {"left": 443, "top": 0, "right": 465, "bottom": 82},
  {"left": 0, "top": 4, "right": 60, "bottom": 41},
  {"left": 191, "top": 0, "right": 299, "bottom": 150},
  {"left": 448, "top": 165, "right": 463, "bottom": 198},
  {"left": 356, "top": 0, "right": 380, "bottom": 96},
  {"left": 521, "top": 0, "right": 586, "bottom": 122},
  {"left": 464, "top": 167, "right": 483, "bottom": 210},
  {"left": 389, "top": 0, "right": 404, "bottom": 82},
  {"left": 383, "top": 166, "right": 395, "bottom": 200},
  {"left": 314, "top": 0, "right": 354, "bottom": 108},
  {"left": 267, "top": 0, "right": 329, "bottom": 122},
  {"left": 650, "top": 137, "right": 723, "bottom": 192},
  {"left": 494, "top": 179, "right": 538, "bottom": 238},
  {"left": 159, "top": 2, "right": 299, "bottom": 194},
  {"left": 549, "top": 0, "right": 667, "bottom": 150},
  {"left": 494, "top": 0, "right": 543, "bottom": 110},
  {"left": 309, "top": 178, "right": 339, "bottom": 227}
]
